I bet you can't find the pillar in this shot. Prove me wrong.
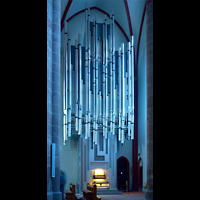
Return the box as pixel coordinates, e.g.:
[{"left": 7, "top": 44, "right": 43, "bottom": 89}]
[
  {"left": 132, "top": 77, "right": 138, "bottom": 191},
  {"left": 47, "top": 0, "right": 62, "bottom": 200},
  {"left": 145, "top": 0, "right": 153, "bottom": 200}
]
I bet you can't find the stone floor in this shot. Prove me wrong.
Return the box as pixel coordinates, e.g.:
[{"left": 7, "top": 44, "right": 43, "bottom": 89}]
[{"left": 98, "top": 192, "right": 145, "bottom": 200}]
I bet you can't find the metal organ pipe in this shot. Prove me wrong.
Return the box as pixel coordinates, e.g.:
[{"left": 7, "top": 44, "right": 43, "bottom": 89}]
[
  {"left": 118, "top": 47, "right": 121, "bottom": 141},
  {"left": 85, "top": 4, "right": 88, "bottom": 139},
  {"left": 62, "top": 8, "right": 135, "bottom": 145},
  {"left": 75, "top": 39, "right": 79, "bottom": 132},
  {"left": 66, "top": 23, "right": 69, "bottom": 140},
  {"left": 88, "top": 9, "right": 91, "bottom": 138},
  {"left": 68, "top": 30, "right": 72, "bottom": 137},
  {"left": 97, "top": 36, "right": 100, "bottom": 128},
  {"left": 105, "top": 15, "right": 108, "bottom": 139},
  {"left": 92, "top": 19, "right": 95, "bottom": 142},
  {"left": 131, "top": 36, "right": 134, "bottom": 140},
  {"left": 109, "top": 13, "right": 112, "bottom": 135},
  {"left": 99, "top": 90, "right": 102, "bottom": 124},
  {"left": 109, "top": 32, "right": 113, "bottom": 134},
  {"left": 121, "top": 43, "right": 125, "bottom": 144},
  {"left": 78, "top": 33, "right": 82, "bottom": 135},
  {"left": 112, "top": 11, "right": 116, "bottom": 135},
  {"left": 63, "top": 22, "right": 67, "bottom": 144},
  {"left": 127, "top": 42, "right": 131, "bottom": 138},
  {"left": 102, "top": 23, "right": 105, "bottom": 138},
  {"left": 95, "top": 15, "right": 98, "bottom": 145}
]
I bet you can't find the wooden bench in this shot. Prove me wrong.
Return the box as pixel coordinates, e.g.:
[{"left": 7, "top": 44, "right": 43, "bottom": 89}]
[
  {"left": 82, "top": 188, "right": 93, "bottom": 200},
  {"left": 65, "top": 183, "right": 76, "bottom": 200},
  {"left": 81, "top": 183, "right": 101, "bottom": 200}
]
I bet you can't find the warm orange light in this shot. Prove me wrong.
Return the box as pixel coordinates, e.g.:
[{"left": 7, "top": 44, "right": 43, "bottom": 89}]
[
  {"left": 94, "top": 169, "right": 104, "bottom": 175},
  {"left": 95, "top": 179, "right": 104, "bottom": 182}
]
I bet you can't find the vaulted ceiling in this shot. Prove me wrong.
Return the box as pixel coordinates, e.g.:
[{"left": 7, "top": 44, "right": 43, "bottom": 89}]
[{"left": 60, "top": 0, "right": 146, "bottom": 63}]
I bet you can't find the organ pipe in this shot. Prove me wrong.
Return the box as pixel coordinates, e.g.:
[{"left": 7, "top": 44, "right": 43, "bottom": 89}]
[
  {"left": 121, "top": 43, "right": 125, "bottom": 144},
  {"left": 95, "top": 15, "right": 98, "bottom": 145},
  {"left": 131, "top": 36, "right": 134, "bottom": 140},
  {"left": 88, "top": 10, "right": 91, "bottom": 138},
  {"left": 78, "top": 33, "right": 82, "bottom": 135},
  {"left": 85, "top": 4, "right": 88, "bottom": 139},
  {"left": 62, "top": 8, "right": 135, "bottom": 144},
  {"left": 109, "top": 33, "right": 113, "bottom": 134},
  {"left": 128, "top": 42, "right": 131, "bottom": 138},
  {"left": 66, "top": 22, "right": 69, "bottom": 140},
  {"left": 109, "top": 14, "right": 112, "bottom": 135},
  {"left": 102, "top": 23, "right": 105, "bottom": 137},
  {"left": 89, "top": 90, "right": 92, "bottom": 136},
  {"left": 99, "top": 90, "right": 102, "bottom": 124},
  {"left": 118, "top": 47, "right": 121, "bottom": 141},
  {"left": 92, "top": 19, "right": 95, "bottom": 143},
  {"left": 75, "top": 39, "right": 79, "bottom": 132},
  {"left": 105, "top": 15, "right": 108, "bottom": 139},
  {"left": 68, "top": 30, "right": 71, "bottom": 137},
  {"left": 63, "top": 22, "right": 67, "bottom": 144},
  {"left": 112, "top": 11, "right": 116, "bottom": 135}
]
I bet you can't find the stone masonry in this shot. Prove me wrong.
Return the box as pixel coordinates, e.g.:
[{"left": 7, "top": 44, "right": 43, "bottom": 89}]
[{"left": 47, "top": 0, "right": 62, "bottom": 200}]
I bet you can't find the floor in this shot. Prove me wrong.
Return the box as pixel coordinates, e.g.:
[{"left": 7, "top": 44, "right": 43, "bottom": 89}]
[{"left": 98, "top": 192, "right": 145, "bottom": 200}]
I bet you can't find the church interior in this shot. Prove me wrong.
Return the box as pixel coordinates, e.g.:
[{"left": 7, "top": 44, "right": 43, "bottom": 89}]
[{"left": 47, "top": 0, "right": 153, "bottom": 200}]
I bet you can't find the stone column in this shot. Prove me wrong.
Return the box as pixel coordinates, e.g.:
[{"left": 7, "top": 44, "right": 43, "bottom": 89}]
[
  {"left": 145, "top": 0, "right": 153, "bottom": 200},
  {"left": 47, "top": 0, "right": 62, "bottom": 200}
]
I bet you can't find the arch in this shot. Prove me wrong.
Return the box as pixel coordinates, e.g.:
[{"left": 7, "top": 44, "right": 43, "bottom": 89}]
[
  {"left": 124, "top": 0, "right": 133, "bottom": 36},
  {"left": 61, "top": 0, "right": 73, "bottom": 31},
  {"left": 61, "top": 6, "right": 130, "bottom": 42},
  {"left": 136, "top": 3, "right": 146, "bottom": 70},
  {"left": 117, "top": 156, "right": 130, "bottom": 191},
  {"left": 138, "top": 157, "right": 143, "bottom": 166}
]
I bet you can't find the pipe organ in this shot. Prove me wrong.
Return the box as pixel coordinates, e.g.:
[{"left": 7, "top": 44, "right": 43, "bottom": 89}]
[{"left": 63, "top": 5, "right": 135, "bottom": 146}]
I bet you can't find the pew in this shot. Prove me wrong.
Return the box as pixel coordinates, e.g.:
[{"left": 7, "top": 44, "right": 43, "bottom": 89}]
[
  {"left": 82, "top": 184, "right": 101, "bottom": 200},
  {"left": 65, "top": 183, "right": 76, "bottom": 200}
]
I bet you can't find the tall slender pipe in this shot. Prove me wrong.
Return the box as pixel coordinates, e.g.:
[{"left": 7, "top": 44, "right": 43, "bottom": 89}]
[
  {"left": 63, "top": 111, "right": 66, "bottom": 143},
  {"left": 99, "top": 90, "right": 102, "bottom": 124},
  {"left": 118, "top": 47, "right": 121, "bottom": 141},
  {"left": 127, "top": 42, "right": 131, "bottom": 138},
  {"left": 109, "top": 32, "right": 113, "bottom": 134},
  {"left": 121, "top": 43, "right": 125, "bottom": 144},
  {"left": 65, "top": 22, "right": 69, "bottom": 140},
  {"left": 85, "top": 4, "right": 88, "bottom": 139},
  {"left": 126, "top": 71, "right": 128, "bottom": 129},
  {"left": 102, "top": 23, "right": 105, "bottom": 137},
  {"left": 85, "top": 65, "right": 88, "bottom": 139},
  {"left": 95, "top": 15, "right": 98, "bottom": 145},
  {"left": 68, "top": 30, "right": 72, "bottom": 137},
  {"left": 92, "top": 19, "right": 96, "bottom": 142},
  {"left": 63, "top": 22, "right": 67, "bottom": 144},
  {"left": 88, "top": 9, "right": 91, "bottom": 138},
  {"left": 109, "top": 14, "right": 113, "bottom": 135},
  {"left": 112, "top": 10, "right": 116, "bottom": 135},
  {"left": 89, "top": 90, "right": 92, "bottom": 136},
  {"left": 105, "top": 15, "right": 108, "bottom": 139},
  {"left": 131, "top": 36, "right": 134, "bottom": 139},
  {"left": 78, "top": 33, "right": 82, "bottom": 135},
  {"left": 75, "top": 39, "right": 79, "bottom": 132},
  {"left": 63, "top": 54, "right": 66, "bottom": 143}
]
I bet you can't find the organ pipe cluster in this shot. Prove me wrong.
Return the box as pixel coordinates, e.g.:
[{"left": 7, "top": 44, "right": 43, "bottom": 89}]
[{"left": 63, "top": 4, "right": 135, "bottom": 145}]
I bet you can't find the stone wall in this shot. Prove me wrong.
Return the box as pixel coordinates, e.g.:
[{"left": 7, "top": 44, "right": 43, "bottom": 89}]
[{"left": 47, "top": 0, "right": 62, "bottom": 200}]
